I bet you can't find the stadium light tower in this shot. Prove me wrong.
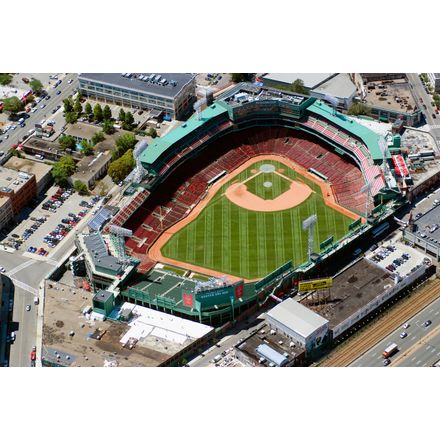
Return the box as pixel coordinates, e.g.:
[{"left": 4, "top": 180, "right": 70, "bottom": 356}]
[
  {"left": 361, "top": 181, "right": 373, "bottom": 220},
  {"left": 302, "top": 214, "right": 317, "bottom": 260}
]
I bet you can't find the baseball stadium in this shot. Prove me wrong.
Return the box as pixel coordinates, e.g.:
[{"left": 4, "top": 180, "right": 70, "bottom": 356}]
[{"left": 95, "top": 83, "right": 406, "bottom": 326}]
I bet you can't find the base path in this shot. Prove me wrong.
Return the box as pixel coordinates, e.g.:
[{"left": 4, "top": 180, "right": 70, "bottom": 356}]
[{"left": 149, "top": 154, "right": 360, "bottom": 281}]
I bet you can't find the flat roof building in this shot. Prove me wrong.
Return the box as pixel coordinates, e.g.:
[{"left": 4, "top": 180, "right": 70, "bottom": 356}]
[
  {"left": 0, "top": 166, "right": 36, "bottom": 215},
  {"left": 69, "top": 150, "right": 112, "bottom": 189},
  {"left": 428, "top": 73, "right": 440, "bottom": 93},
  {"left": 78, "top": 73, "right": 197, "bottom": 120},
  {"left": 0, "top": 196, "right": 13, "bottom": 232},
  {"left": 311, "top": 73, "right": 358, "bottom": 110},
  {"left": 261, "top": 73, "right": 335, "bottom": 90},
  {"left": 266, "top": 298, "right": 329, "bottom": 352},
  {"left": 4, "top": 156, "right": 52, "bottom": 196}
]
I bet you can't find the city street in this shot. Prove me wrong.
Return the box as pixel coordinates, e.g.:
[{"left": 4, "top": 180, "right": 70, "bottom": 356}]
[
  {"left": 406, "top": 72, "right": 440, "bottom": 146},
  {"left": 349, "top": 295, "right": 440, "bottom": 367},
  {"left": 0, "top": 73, "right": 78, "bottom": 153}
]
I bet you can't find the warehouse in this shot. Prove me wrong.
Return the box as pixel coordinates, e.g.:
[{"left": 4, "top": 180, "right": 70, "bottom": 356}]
[{"left": 266, "top": 298, "right": 330, "bottom": 352}]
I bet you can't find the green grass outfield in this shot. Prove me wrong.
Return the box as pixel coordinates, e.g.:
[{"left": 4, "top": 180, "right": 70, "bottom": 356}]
[{"left": 161, "top": 160, "right": 354, "bottom": 279}]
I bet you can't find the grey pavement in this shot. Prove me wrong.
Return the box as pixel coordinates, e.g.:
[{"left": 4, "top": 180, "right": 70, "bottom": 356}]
[
  {"left": 349, "top": 295, "right": 440, "bottom": 367},
  {"left": 396, "top": 329, "right": 440, "bottom": 367},
  {"left": 0, "top": 73, "right": 78, "bottom": 153}
]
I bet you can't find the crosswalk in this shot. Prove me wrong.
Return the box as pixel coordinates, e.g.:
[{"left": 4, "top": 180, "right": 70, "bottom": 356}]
[
  {"left": 10, "top": 278, "right": 38, "bottom": 296},
  {"left": 429, "top": 125, "right": 440, "bottom": 129},
  {"left": 7, "top": 260, "right": 36, "bottom": 277}
]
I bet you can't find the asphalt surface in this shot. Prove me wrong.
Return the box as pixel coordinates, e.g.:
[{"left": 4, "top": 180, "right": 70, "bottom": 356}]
[
  {"left": 0, "top": 73, "right": 78, "bottom": 153},
  {"left": 406, "top": 73, "right": 440, "bottom": 148},
  {"left": 396, "top": 328, "right": 440, "bottom": 367},
  {"left": 349, "top": 295, "right": 440, "bottom": 367}
]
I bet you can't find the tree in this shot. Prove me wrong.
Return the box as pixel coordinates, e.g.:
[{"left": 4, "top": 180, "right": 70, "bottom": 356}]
[
  {"left": 231, "top": 73, "right": 252, "bottom": 83},
  {"left": 102, "top": 119, "right": 115, "bottom": 135},
  {"left": 65, "top": 112, "right": 78, "bottom": 124},
  {"left": 84, "top": 102, "right": 92, "bottom": 115},
  {"left": 147, "top": 127, "right": 158, "bottom": 138},
  {"left": 290, "top": 79, "right": 309, "bottom": 95},
  {"left": 0, "top": 73, "right": 12, "bottom": 85},
  {"left": 96, "top": 180, "right": 109, "bottom": 196},
  {"left": 93, "top": 103, "right": 103, "bottom": 122},
  {"left": 51, "top": 155, "right": 76, "bottom": 185},
  {"left": 59, "top": 135, "right": 77, "bottom": 150},
  {"left": 74, "top": 99, "right": 83, "bottom": 115},
  {"left": 29, "top": 78, "right": 43, "bottom": 95},
  {"left": 123, "top": 111, "right": 134, "bottom": 130},
  {"left": 2, "top": 96, "right": 25, "bottom": 115},
  {"left": 63, "top": 98, "right": 74, "bottom": 113},
  {"left": 73, "top": 180, "right": 89, "bottom": 195},
  {"left": 118, "top": 108, "right": 126, "bottom": 122},
  {"left": 108, "top": 149, "right": 135, "bottom": 183},
  {"left": 91, "top": 131, "right": 105, "bottom": 145},
  {"left": 80, "top": 139, "right": 94, "bottom": 156},
  {"left": 112, "top": 132, "right": 137, "bottom": 160},
  {"left": 8, "top": 148, "right": 23, "bottom": 158},
  {"left": 347, "top": 102, "right": 370, "bottom": 116},
  {"left": 103, "top": 105, "right": 112, "bottom": 121}
]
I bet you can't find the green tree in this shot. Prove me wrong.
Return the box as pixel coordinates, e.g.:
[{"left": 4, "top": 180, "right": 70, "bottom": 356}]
[
  {"left": 118, "top": 108, "right": 126, "bottom": 122},
  {"left": 0, "top": 73, "right": 12, "bottom": 85},
  {"left": 347, "top": 102, "right": 370, "bottom": 116},
  {"left": 93, "top": 103, "right": 103, "bottom": 122},
  {"left": 290, "top": 79, "right": 309, "bottom": 95},
  {"left": 51, "top": 155, "right": 76, "bottom": 185},
  {"left": 29, "top": 78, "right": 43, "bottom": 95},
  {"left": 84, "top": 102, "right": 92, "bottom": 115},
  {"left": 91, "top": 131, "right": 105, "bottom": 145},
  {"left": 73, "top": 180, "right": 89, "bottom": 195},
  {"left": 65, "top": 112, "right": 78, "bottom": 124},
  {"left": 8, "top": 148, "right": 23, "bottom": 158},
  {"left": 63, "top": 98, "right": 74, "bottom": 113},
  {"left": 102, "top": 119, "right": 115, "bottom": 135},
  {"left": 74, "top": 99, "right": 83, "bottom": 115},
  {"left": 2, "top": 96, "right": 25, "bottom": 115},
  {"left": 103, "top": 105, "right": 112, "bottom": 121},
  {"left": 231, "top": 73, "right": 252, "bottom": 83},
  {"left": 59, "top": 135, "right": 77, "bottom": 150},
  {"left": 123, "top": 111, "right": 134, "bottom": 130},
  {"left": 112, "top": 132, "right": 137, "bottom": 160},
  {"left": 108, "top": 149, "right": 135, "bottom": 183},
  {"left": 147, "top": 127, "right": 158, "bottom": 138},
  {"left": 80, "top": 139, "right": 94, "bottom": 156}
]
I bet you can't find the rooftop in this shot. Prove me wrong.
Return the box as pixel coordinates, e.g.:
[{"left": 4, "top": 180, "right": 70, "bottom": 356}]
[
  {"left": 0, "top": 166, "right": 32, "bottom": 194},
  {"left": 81, "top": 232, "right": 123, "bottom": 274},
  {"left": 64, "top": 121, "right": 102, "bottom": 140},
  {"left": 139, "top": 102, "right": 229, "bottom": 166},
  {"left": 79, "top": 73, "right": 195, "bottom": 99},
  {"left": 42, "top": 282, "right": 212, "bottom": 367},
  {"left": 312, "top": 73, "right": 357, "bottom": 100},
  {"left": 70, "top": 150, "right": 112, "bottom": 182},
  {"left": 262, "top": 73, "right": 335, "bottom": 89},
  {"left": 302, "top": 258, "right": 392, "bottom": 328},
  {"left": 4, "top": 156, "right": 52, "bottom": 182},
  {"left": 266, "top": 298, "right": 329, "bottom": 338}
]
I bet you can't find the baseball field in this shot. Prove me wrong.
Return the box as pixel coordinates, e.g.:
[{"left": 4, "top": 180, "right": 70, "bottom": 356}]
[{"left": 157, "top": 157, "right": 359, "bottom": 280}]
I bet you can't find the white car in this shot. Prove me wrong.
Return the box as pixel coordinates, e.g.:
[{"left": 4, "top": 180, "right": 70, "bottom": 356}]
[
  {"left": 403, "top": 323, "right": 410, "bottom": 329},
  {"left": 68, "top": 79, "right": 73, "bottom": 84},
  {"left": 25, "top": 305, "right": 31, "bottom": 311},
  {"left": 11, "top": 125, "right": 17, "bottom": 130},
  {"left": 0, "top": 266, "right": 5, "bottom": 273},
  {"left": 40, "top": 104, "right": 46, "bottom": 109},
  {"left": 31, "top": 108, "right": 37, "bottom": 113},
  {"left": 4, "top": 134, "right": 9, "bottom": 139},
  {"left": 400, "top": 332, "right": 408, "bottom": 339}
]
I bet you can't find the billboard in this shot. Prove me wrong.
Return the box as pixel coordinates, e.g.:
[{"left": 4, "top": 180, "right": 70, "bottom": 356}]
[
  {"left": 298, "top": 278, "right": 333, "bottom": 292},
  {"left": 183, "top": 293, "right": 194, "bottom": 308},
  {"left": 235, "top": 282, "right": 244, "bottom": 299}
]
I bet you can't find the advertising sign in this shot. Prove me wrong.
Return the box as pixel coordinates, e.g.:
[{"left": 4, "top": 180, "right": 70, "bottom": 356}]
[
  {"left": 183, "top": 292, "right": 194, "bottom": 308},
  {"left": 298, "top": 278, "right": 333, "bottom": 292}
]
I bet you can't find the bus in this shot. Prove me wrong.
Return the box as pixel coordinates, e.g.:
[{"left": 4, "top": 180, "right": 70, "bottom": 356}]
[{"left": 383, "top": 343, "right": 398, "bottom": 358}]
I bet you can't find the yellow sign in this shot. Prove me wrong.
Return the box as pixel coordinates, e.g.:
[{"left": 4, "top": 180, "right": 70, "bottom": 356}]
[{"left": 298, "top": 278, "right": 333, "bottom": 292}]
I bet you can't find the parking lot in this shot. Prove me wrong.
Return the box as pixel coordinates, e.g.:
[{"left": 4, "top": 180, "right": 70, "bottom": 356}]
[
  {"left": 4, "top": 187, "right": 100, "bottom": 260},
  {"left": 367, "top": 241, "right": 428, "bottom": 278}
]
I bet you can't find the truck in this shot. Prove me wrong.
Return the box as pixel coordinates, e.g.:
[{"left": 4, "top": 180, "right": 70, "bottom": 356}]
[{"left": 383, "top": 342, "right": 398, "bottom": 358}]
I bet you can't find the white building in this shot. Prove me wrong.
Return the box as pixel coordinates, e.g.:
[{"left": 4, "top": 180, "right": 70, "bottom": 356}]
[
  {"left": 266, "top": 298, "right": 329, "bottom": 351},
  {"left": 427, "top": 73, "right": 440, "bottom": 93},
  {"left": 311, "top": 73, "right": 358, "bottom": 110}
]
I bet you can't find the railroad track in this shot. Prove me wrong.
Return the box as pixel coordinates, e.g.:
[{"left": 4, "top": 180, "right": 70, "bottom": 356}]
[{"left": 319, "top": 279, "right": 440, "bottom": 367}]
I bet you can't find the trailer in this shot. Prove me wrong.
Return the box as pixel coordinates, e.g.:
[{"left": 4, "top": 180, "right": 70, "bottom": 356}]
[{"left": 383, "top": 342, "right": 398, "bottom": 358}]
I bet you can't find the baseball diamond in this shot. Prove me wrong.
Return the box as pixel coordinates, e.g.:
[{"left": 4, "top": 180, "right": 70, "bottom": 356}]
[{"left": 156, "top": 157, "right": 357, "bottom": 280}]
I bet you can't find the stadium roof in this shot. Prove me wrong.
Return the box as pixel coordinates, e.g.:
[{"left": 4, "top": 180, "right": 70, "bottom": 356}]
[
  {"left": 308, "top": 100, "right": 386, "bottom": 161},
  {"left": 88, "top": 206, "right": 117, "bottom": 231},
  {"left": 262, "top": 73, "right": 334, "bottom": 89},
  {"left": 266, "top": 298, "right": 328, "bottom": 339},
  {"left": 83, "top": 233, "right": 122, "bottom": 273},
  {"left": 139, "top": 102, "right": 229, "bottom": 166},
  {"left": 79, "top": 73, "right": 195, "bottom": 99},
  {"left": 312, "top": 73, "right": 357, "bottom": 100}
]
